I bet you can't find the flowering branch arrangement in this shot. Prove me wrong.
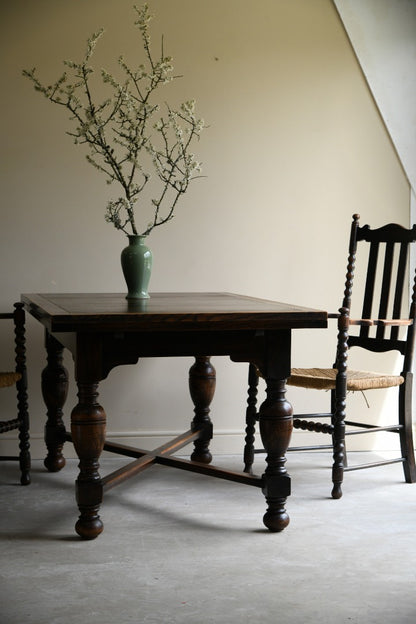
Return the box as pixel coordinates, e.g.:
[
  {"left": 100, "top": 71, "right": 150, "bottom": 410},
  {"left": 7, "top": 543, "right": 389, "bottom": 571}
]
[{"left": 23, "top": 3, "right": 204, "bottom": 236}]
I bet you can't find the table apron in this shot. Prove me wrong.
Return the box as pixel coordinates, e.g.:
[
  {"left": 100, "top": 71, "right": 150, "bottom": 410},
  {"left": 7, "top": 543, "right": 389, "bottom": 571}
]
[{"left": 49, "top": 328, "right": 292, "bottom": 381}]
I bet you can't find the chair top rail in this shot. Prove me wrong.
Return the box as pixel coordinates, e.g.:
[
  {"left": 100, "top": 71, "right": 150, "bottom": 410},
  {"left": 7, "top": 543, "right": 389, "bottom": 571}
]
[{"left": 357, "top": 222, "right": 416, "bottom": 243}]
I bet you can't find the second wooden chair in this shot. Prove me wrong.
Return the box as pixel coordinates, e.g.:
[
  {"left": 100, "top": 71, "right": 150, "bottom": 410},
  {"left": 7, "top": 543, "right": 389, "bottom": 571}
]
[{"left": 243, "top": 214, "right": 416, "bottom": 498}]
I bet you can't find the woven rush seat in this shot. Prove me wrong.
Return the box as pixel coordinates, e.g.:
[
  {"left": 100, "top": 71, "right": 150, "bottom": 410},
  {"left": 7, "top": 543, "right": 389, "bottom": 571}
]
[
  {"left": 0, "top": 372, "right": 22, "bottom": 388},
  {"left": 288, "top": 367, "right": 404, "bottom": 391}
]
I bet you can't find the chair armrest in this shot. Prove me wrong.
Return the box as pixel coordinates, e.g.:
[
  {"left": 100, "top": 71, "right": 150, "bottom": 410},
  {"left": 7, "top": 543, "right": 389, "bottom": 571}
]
[
  {"left": 325, "top": 312, "right": 412, "bottom": 327},
  {"left": 374, "top": 319, "right": 413, "bottom": 327},
  {"left": 348, "top": 318, "right": 413, "bottom": 327},
  {"left": 348, "top": 318, "right": 374, "bottom": 326}
]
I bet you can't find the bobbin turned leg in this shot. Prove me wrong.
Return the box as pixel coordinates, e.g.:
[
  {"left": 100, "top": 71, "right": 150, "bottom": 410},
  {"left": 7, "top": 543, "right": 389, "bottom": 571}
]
[
  {"left": 259, "top": 331, "right": 293, "bottom": 532},
  {"left": 189, "top": 356, "right": 216, "bottom": 464},
  {"left": 243, "top": 363, "right": 260, "bottom": 473},
  {"left": 42, "top": 332, "right": 68, "bottom": 472},
  {"left": 71, "top": 381, "right": 106, "bottom": 540},
  {"left": 399, "top": 373, "right": 416, "bottom": 483},
  {"left": 13, "top": 303, "right": 31, "bottom": 485},
  {"left": 331, "top": 308, "right": 348, "bottom": 499}
]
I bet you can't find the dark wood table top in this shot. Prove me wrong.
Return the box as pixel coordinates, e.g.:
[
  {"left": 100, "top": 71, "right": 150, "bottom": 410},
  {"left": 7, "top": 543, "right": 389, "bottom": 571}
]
[{"left": 21, "top": 292, "right": 327, "bottom": 333}]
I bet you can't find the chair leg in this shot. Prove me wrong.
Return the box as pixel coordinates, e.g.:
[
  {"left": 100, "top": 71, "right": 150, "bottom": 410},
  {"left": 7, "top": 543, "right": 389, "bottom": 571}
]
[
  {"left": 330, "top": 388, "right": 348, "bottom": 468},
  {"left": 243, "top": 363, "right": 259, "bottom": 473},
  {"left": 331, "top": 386, "right": 347, "bottom": 499},
  {"left": 399, "top": 373, "right": 416, "bottom": 483},
  {"left": 14, "top": 302, "right": 30, "bottom": 485},
  {"left": 18, "top": 416, "right": 31, "bottom": 485},
  {"left": 16, "top": 367, "right": 30, "bottom": 485}
]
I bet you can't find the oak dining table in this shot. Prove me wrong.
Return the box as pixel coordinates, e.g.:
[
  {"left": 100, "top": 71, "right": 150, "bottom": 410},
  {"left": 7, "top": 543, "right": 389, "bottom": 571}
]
[{"left": 22, "top": 292, "right": 327, "bottom": 539}]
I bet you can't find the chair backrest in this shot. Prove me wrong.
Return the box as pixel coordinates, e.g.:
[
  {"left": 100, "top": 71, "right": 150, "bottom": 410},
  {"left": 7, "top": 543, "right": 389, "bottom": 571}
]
[{"left": 342, "top": 214, "right": 416, "bottom": 374}]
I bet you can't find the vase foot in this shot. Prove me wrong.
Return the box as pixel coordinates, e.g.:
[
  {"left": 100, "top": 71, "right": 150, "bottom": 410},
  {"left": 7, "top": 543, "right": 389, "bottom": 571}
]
[{"left": 126, "top": 294, "right": 150, "bottom": 300}]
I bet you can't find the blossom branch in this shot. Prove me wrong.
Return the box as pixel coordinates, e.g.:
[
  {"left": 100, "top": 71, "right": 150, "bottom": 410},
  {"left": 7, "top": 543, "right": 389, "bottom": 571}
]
[{"left": 23, "top": 3, "right": 204, "bottom": 237}]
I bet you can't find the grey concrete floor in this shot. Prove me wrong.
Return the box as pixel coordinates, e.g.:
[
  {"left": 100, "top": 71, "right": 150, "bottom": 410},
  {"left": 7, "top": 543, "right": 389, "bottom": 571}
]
[{"left": 1, "top": 452, "right": 415, "bottom": 624}]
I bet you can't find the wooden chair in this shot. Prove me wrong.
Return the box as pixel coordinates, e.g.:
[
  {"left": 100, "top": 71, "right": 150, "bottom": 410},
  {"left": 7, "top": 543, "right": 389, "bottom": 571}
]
[
  {"left": 243, "top": 214, "right": 416, "bottom": 498},
  {"left": 0, "top": 302, "right": 30, "bottom": 484}
]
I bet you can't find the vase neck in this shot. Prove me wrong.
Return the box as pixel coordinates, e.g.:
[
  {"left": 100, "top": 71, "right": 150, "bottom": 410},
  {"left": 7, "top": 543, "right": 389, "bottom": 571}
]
[{"left": 127, "top": 234, "right": 147, "bottom": 244}]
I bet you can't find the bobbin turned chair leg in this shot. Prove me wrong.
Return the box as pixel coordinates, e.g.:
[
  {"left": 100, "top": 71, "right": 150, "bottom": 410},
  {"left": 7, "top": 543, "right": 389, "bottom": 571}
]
[
  {"left": 399, "top": 374, "right": 416, "bottom": 483},
  {"left": 243, "top": 363, "right": 260, "bottom": 474},
  {"left": 14, "top": 303, "right": 30, "bottom": 484}
]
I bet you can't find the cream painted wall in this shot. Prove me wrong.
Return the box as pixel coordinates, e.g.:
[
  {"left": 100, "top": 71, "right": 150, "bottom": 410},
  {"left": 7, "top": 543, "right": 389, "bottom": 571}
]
[{"left": 0, "top": 0, "right": 410, "bottom": 459}]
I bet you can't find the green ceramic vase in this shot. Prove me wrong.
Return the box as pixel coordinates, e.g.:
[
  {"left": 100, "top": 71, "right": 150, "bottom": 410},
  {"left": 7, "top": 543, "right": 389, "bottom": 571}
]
[{"left": 121, "top": 235, "right": 152, "bottom": 299}]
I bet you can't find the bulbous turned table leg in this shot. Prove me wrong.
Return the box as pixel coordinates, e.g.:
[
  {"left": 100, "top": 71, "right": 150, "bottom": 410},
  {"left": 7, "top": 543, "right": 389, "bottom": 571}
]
[
  {"left": 41, "top": 332, "right": 68, "bottom": 472},
  {"left": 259, "top": 377, "right": 293, "bottom": 532},
  {"left": 189, "top": 356, "right": 216, "bottom": 464},
  {"left": 71, "top": 382, "right": 106, "bottom": 540}
]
